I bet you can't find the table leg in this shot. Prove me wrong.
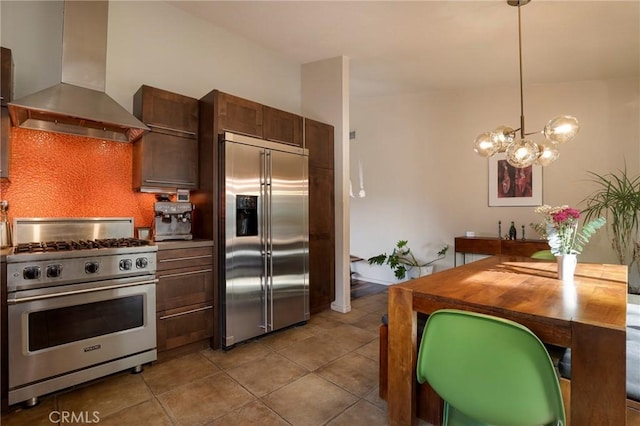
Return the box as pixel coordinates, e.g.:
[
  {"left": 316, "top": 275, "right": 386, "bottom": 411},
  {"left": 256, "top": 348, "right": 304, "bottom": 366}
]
[
  {"left": 570, "top": 321, "right": 626, "bottom": 425},
  {"left": 388, "top": 286, "right": 417, "bottom": 426}
]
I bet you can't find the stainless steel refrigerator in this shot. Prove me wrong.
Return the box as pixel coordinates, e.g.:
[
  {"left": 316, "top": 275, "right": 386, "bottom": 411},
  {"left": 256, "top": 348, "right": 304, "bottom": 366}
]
[{"left": 221, "top": 132, "right": 309, "bottom": 348}]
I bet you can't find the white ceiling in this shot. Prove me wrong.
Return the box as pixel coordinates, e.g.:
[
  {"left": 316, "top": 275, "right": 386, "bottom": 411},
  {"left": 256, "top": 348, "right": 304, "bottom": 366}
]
[{"left": 167, "top": 0, "right": 640, "bottom": 98}]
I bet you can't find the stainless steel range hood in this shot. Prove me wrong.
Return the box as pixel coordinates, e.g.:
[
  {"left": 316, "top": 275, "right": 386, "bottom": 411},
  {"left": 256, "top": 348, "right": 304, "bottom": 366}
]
[{"left": 7, "top": 1, "right": 148, "bottom": 143}]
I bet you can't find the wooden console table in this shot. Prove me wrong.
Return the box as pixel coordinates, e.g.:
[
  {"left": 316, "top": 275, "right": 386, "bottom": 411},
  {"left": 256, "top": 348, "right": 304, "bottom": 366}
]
[{"left": 454, "top": 236, "right": 549, "bottom": 266}]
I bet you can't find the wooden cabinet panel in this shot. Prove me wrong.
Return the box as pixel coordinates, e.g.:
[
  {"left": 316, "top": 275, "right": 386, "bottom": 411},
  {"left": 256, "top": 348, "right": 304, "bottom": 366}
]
[
  {"left": 216, "top": 91, "right": 263, "bottom": 138},
  {"left": 133, "top": 85, "right": 198, "bottom": 136},
  {"left": 133, "top": 132, "right": 198, "bottom": 191},
  {"left": 156, "top": 303, "right": 214, "bottom": 352},
  {"left": 306, "top": 118, "right": 335, "bottom": 314},
  {"left": 132, "top": 85, "right": 199, "bottom": 192},
  {"left": 264, "top": 106, "right": 302, "bottom": 146},
  {"left": 156, "top": 266, "right": 213, "bottom": 311},
  {"left": 1, "top": 47, "right": 13, "bottom": 106},
  {"left": 309, "top": 166, "right": 334, "bottom": 237},
  {"left": 309, "top": 237, "right": 335, "bottom": 314},
  {"left": 500, "top": 239, "right": 550, "bottom": 257},
  {"left": 155, "top": 245, "right": 215, "bottom": 352},
  {"left": 1, "top": 107, "right": 10, "bottom": 180},
  {"left": 157, "top": 246, "right": 213, "bottom": 271},
  {"left": 305, "top": 118, "right": 334, "bottom": 169}
]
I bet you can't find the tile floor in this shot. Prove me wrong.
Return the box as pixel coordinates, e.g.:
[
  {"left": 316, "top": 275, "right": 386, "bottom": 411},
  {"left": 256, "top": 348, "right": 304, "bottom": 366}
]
[{"left": 2, "top": 287, "right": 426, "bottom": 426}]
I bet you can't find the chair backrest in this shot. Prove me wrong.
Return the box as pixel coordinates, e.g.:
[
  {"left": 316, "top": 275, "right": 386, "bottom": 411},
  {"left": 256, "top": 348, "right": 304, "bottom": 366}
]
[{"left": 416, "top": 309, "right": 565, "bottom": 426}]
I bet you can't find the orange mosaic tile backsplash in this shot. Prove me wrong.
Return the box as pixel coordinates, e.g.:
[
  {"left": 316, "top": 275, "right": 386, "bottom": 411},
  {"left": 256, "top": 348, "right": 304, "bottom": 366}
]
[{"left": 0, "top": 127, "right": 156, "bottom": 230}]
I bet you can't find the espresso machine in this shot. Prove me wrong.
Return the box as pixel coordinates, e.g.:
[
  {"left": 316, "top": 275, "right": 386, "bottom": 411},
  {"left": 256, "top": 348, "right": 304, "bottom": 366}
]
[{"left": 153, "top": 199, "right": 194, "bottom": 241}]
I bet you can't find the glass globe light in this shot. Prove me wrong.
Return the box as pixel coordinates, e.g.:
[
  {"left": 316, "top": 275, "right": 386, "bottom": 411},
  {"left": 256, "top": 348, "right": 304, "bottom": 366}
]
[
  {"left": 505, "top": 138, "right": 539, "bottom": 168},
  {"left": 535, "top": 143, "right": 560, "bottom": 166},
  {"left": 490, "top": 126, "right": 515, "bottom": 151},
  {"left": 544, "top": 115, "right": 580, "bottom": 144},
  {"left": 473, "top": 132, "right": 499, "bottom": 157}
]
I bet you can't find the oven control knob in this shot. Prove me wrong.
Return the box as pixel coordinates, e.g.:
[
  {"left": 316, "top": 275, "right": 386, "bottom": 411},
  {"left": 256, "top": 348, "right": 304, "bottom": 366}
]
[
  {"left": 136, "top": 257, "right": 148, "bottom": 269},
  {"left": 46, "top": 264, "right": 63, "bottom": 278},
  {"left": 85, "top": 262, "right": 100, "bottom": 274},
  {"left": 119, "top": 259, "right": 133, "bottom": 271},
  {"left": 23, "top": 266, "right": 41, "bottom": 280}
]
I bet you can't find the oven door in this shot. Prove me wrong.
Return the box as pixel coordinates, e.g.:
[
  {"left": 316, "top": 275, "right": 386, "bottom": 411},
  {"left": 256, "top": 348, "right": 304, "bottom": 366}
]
[{"left": 8, "top": 276, "right": 157, "bottom": 390}]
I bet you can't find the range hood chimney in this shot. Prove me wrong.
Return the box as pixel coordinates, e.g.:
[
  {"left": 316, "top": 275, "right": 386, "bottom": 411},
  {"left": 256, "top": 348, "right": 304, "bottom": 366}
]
[{"left": 7, "top": 1, "right": 148, "bottom": 143}]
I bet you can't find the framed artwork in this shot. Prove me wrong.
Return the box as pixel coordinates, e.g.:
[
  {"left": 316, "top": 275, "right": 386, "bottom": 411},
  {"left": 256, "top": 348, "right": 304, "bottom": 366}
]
[{"left": 488, "top": 153, "right": 542, "bottom": 207}]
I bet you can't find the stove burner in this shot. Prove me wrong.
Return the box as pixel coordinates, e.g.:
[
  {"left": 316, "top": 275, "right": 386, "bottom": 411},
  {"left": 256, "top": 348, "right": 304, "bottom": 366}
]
[{"left": 15, "top": 238, "right": 150, "bottom": 253}]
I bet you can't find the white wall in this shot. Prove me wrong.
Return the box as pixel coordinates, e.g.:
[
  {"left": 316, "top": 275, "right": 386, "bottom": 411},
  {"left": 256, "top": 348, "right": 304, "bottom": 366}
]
[
  {"left": 350, "top": 78, "right": 640, "bottom": 284},
  {"left": 106, "top": 1, "right": 301, "bottom": 114},
  {"left": 1, "top": 1, "right": 301, "bottom": 114},
  {"left": 0, "top": 1, "right": 63, "bottom": 100}
]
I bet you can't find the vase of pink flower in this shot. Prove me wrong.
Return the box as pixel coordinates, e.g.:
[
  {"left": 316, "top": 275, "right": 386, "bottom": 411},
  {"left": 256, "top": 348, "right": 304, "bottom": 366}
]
[{"left": 532, "top": 205, "right": 606, "bottom": 281}]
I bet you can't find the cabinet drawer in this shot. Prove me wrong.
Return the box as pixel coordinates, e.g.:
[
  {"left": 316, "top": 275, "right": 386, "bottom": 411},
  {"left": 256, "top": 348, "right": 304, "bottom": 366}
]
[
  {"left": 157, "top": 246, "right": 213, "bottom": 271},
  {"left": 157, "top": 303, "right": 214, "bottom": 352},
  {"left": 157, "top": 266, "right": 213, "bottom": 311}
]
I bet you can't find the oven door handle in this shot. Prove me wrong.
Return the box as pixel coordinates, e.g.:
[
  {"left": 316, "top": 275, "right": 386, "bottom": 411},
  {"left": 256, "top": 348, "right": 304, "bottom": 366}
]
[{"left": 7, "top": 279, "right": 159, "bottom": 304}]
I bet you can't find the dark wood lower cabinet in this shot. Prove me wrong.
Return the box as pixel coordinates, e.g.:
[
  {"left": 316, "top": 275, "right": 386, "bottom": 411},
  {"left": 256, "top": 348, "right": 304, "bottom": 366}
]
[{"left": 156, "top": 243, "right": 215, "bottom": 352}]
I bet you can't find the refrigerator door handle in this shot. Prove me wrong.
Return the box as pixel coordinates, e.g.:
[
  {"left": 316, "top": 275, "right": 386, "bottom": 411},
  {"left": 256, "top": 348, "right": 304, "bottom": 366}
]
[{"left": 266, "top": 150, "right": 274, "bottom": 332}]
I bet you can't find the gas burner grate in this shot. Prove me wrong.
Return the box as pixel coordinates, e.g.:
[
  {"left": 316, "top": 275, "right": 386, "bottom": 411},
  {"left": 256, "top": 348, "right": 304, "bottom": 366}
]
[{"left": 15, "top": 238, "right": 151, "bottom": 253}]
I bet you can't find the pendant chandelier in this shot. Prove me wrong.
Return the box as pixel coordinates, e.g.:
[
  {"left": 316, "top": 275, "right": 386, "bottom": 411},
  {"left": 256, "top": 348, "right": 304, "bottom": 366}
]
[{"left": 473, "top": 0, "right": 579, "bottom": 168}]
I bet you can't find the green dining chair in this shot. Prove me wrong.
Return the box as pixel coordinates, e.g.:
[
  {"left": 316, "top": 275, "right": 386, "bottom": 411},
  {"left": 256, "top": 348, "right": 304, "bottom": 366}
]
[
  {"left": 416, "top": 309, "right": 565, "bottom": 426},
  {"left": 531, "top": 249, "right": 555, "bottom": 260}
]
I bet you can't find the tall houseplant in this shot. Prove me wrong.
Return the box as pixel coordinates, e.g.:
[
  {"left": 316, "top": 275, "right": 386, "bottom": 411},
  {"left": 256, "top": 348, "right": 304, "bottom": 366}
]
[
  {"left": 581, "top": 168, "right": 640, "bottom": 290},
  {"left": 368, "top": 240, "right": 449, "bottom": 280}
]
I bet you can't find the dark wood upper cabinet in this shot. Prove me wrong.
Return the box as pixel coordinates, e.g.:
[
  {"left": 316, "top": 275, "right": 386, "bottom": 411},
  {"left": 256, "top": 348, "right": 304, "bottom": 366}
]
[
  {"left": 305, "top": 118, "right": 334, "bottom": 169},
  {"left": 215, "top": 91, "right": 263, "bottom": 138},
  {"left": 1, "top": 107, "right": 10, "bottom": 180},
  {"left": 133, "top": 85, "right": 198, "bottom": 137},
  {"left": 133, "top": 132, "right": 198, "bottom": 191},
  {"left": 264, "top": 106, "right": 302, "bottom": 146},
  {"left": 1, "top": 47, "right": 13, "bottom": 106},
  {"left": 133, "top": 86, "right": 199, "bottom": 192}
]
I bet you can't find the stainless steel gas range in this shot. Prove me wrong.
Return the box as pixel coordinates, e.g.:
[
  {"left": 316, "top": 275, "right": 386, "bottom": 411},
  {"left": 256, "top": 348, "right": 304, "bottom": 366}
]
[{"left": 5, "top": 218, "right": 158, "bottom": 407}]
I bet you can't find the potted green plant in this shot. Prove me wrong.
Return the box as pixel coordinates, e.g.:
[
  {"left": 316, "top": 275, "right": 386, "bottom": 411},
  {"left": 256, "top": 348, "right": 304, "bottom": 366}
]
[
  {"left": 581, "top": 167, "right": 640, "bottom": 292},
  {"left": 368, "top": 240, "right": 449, "bottom": 280}
]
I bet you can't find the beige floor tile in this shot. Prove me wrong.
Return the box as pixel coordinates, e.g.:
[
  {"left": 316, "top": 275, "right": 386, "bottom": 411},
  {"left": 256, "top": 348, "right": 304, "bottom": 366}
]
[
  {"left": 355, "top": 338, "right": 380, "bottom": 362},
  {"left": 304, "top": 315, "right": 344, "bottom": 335},
  {"left": 277, "top": 333, "right": 351, "bottom": 370},
  {"left": 200, "top": 341, "right": 272, "bottom": 370},
  {"left": 158, "top": 374, "right": 255, "bottom": 425},
  {"left": 320, "top": 307, "right": 370, "bottom": 324},
  {"left": 210, "top": 400, "right": 289, "bottom": 426},
  {"left": 0, "top": 396, "right": 57, "bottom": 426},
  {"left": 351, "top": 312, "right": 385, "bottom": 333},
  {"left": 97, "top": 398, "right": 172, "bottom": 426},
  {"left": 363, "top": 386, "right": 387, "bottom": 410},
  {"left": 263, "top": 374, "right": 358, "bottom": 426},
  {"left": 142, "top": 352, "right": 220, "bottom": 395},
  {"left": 261, "top": 325, "right": 315, "bottom": 351},
  {"left": 327, "top": 324, "right": 377, "bottom": 353},
  {"left": 226, "top": 352, "right": 308, "bottom": 397},
  {"left": 326, "top": 399, "right": 387, "bottom": 426},
  {"left": 316, "top": 352, "right": 379, "bottom": 397},
  {"left": 57, "top": 372, "right": 153, "bottom": 419}
]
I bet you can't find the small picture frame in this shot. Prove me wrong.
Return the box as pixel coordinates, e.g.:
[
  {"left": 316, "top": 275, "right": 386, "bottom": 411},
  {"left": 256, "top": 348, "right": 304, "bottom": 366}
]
[{"left": 488, "top": 153, "right": 542, "bottom": 207}]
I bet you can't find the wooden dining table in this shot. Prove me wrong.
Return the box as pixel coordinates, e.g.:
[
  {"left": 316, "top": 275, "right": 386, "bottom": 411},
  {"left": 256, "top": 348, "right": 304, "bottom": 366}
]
[{"left": 387, "top": 255, "right": 628, "bottom": 425}]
